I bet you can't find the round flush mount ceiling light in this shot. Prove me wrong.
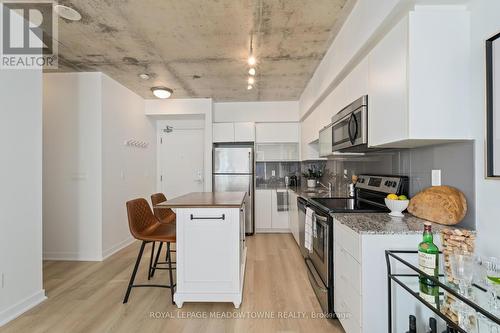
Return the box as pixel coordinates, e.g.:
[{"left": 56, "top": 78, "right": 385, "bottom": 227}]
[
  {"left": 151, "top": 86, "right": 173, "bottom": 99},
  {"left": 248, "top": 68, "right": 256, "bottom": 76},
  {"left": 247, "top": 85, "right": 253, "bottom": 90},
  {"left": 248, "top": 77, "right": 255, "bottom": 85},
  {"left": 139, "top": 73, "right": 150, "bottom": 80},
  {"left": 54, "top": 5, "right": 82, "bottom": 21}
]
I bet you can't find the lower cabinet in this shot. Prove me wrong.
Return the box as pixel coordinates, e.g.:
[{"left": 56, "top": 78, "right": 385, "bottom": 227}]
[
  {"left": 333, "top": 219, "right": 426, "bottom": 333},
  {"left": 255, "top": 189, "right": 290, "bottom": 233}
]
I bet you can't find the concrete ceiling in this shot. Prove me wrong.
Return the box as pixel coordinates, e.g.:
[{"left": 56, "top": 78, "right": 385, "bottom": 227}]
[{"left": 51, "top": 0, "right": 354, "bottom": 101}]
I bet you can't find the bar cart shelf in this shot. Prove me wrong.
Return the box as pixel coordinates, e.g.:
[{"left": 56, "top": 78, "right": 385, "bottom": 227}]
[{"left": 385, "top": 250, "right": 500, "bottom": 333}]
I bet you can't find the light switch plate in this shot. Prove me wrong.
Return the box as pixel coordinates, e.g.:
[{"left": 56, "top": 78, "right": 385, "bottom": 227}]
[{"left": 432, "top": 170, "right": 441, "bottom": 186}]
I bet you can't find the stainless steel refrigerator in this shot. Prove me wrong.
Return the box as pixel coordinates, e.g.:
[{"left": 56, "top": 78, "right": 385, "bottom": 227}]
[{"left": 213, "top": 144, "right": 254, "bottom": 234}]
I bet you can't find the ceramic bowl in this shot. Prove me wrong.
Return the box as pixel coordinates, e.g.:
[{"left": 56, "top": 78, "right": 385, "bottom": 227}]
[{"left": 384, "top": 198, "right": 409, "bottom": 217}]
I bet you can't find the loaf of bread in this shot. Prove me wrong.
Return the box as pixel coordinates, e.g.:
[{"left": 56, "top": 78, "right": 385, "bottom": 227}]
[{"left": 407, "top": 186, "right": 467, "bottom": 225}]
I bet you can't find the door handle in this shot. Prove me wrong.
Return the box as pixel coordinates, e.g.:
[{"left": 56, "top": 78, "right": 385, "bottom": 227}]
[
  {"left": 347, "top": 113, "right": 358, "bottom": 144},
  {"left": 314, "top": 213, "right": 328, "bottom": 222}
]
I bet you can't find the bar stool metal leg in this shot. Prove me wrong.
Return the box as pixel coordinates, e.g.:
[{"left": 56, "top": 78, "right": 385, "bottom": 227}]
[
  {"left": 123, "top": 241, "right": 146, "bottom": 304},
  {"left": 147, "top": 241, "right": 156, "bottom": 280},
  {"left": 151, "top": 242, "right": 163, "bottom": 278}
]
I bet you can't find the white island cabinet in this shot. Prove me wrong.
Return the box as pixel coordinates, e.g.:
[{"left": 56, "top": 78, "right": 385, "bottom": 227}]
[{"left": 156, "top": 192, "right": 247, "bottom": 308}]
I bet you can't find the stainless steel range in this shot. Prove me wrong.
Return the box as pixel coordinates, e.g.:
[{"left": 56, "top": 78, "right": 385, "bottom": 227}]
[{"left": 298, "top": 174, "right": 409, "bottom": 317}]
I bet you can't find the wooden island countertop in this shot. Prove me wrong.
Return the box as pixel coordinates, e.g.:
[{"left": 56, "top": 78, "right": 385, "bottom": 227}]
[{"left": 155, "top": 192, "right": 246, "bottom": 209}]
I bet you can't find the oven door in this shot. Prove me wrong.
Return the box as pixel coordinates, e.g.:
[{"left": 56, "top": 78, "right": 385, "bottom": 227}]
[
  {"left": 309, "top": 212, "right": 330, "bottom": 285},
  {"left": 306, "top": 210, "right": 331, "bottom": 314},
  {"left": 332, "top": 107, "right": 366, "bottom": 151}
]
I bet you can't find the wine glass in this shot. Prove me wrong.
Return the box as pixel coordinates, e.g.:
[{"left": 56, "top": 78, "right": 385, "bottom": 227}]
[
  {"left": 450, "top": 253, "right": 474, "bottom": 296},
  {"left": 484, "top": 257, "right": 500, "bottom": 313},
  {"left": 450, "top": 253, "right": 475, "bottom": 331}
]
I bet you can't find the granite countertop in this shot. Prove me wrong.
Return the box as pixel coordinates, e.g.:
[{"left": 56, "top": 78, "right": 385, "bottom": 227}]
[
  {"left": 155, "top": 192, "right": 246, "bottom": 208},
  {"left": 332, "top": 212, "right": 463, "bottom": 235}
]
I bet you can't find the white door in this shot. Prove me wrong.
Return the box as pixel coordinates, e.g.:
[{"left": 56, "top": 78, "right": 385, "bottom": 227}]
[{"left": 159, "top": 129, "right": 205, "bottom": 198}]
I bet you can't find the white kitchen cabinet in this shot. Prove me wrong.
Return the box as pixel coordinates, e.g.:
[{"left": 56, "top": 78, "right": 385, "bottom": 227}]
[
  {"left": 288, "top": 190, "right": 299, "bottom": 246},
  {"left": 255, "top": 122, "right": 299, "bottom": 143},
  {"left": 255, "top": 190, "right": 272, "bottom": 230},
  {"left": 234, "top": 122, "right": 255, "bottom": 142},
  {"left": 271, "top": 189, "right": 289, "bottom": 229},
  {"left": 175, "top": 205, "right": 246, "bottom": 308},
  {"left": 213, "top": 122, "right": 235, "bottom": 142},
  {"left": 368, "top": 9, "right": 471, "bottom": 148},
  {"left": 255, "top": 143, "right": 299, "bottom": 162},
  {"left": 333, "top": 219, "right": 440, "bottom": 333},
  {"left": 255, "top": 189, "right": 290, "bottom": 233},
  {"left": 213, "top": 122, "right": 255, "bottom": 142}
]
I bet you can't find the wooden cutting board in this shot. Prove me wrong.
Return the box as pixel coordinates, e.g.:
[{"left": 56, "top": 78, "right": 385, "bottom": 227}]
[{"left": 407, "top": 186, "right": 467, "bottom": 225}]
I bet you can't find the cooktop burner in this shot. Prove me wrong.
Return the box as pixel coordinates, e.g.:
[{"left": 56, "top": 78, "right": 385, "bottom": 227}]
[{"left": 309, "top": 197, "right": 388, "bottom": 213}]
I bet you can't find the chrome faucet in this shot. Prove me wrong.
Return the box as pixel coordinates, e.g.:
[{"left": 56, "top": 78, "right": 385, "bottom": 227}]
[{"left": 318, "top": 181, "right": 333, "bottom": 194}]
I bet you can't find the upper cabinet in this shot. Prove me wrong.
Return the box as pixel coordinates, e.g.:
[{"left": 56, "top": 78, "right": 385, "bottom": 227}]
[
  {"left": 234, "top": 122, "right": 255, "bottom": 142},
  {"left": 255, "top": 122, "right": 299, "bottom": 143},
  {"left": 368, "top": 9, "right": 471, "bottom": 148},
  {"left": 213, "top": 122, "right": 255, "bottom": 142}
]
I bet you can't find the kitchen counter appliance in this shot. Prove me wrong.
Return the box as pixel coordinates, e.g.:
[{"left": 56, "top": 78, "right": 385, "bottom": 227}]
[
  {"left": 297, "top": 174, "right": 409, "bottom": 317},
  {"left": 319, "top": 95, "right": 370, "bottom": 155}
]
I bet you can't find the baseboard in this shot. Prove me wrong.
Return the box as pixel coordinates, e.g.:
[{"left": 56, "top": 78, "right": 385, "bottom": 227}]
[
  {"left": 43, "top": 251, "right": 102, "bottom": 261},
  {"left": 255, "top": 228, "right": 291, "bottom": 234},
  {"left": 43, "top": 237, "right": 135, "bottom": 262},
  {"left": 0, "top": 290, "right": 46, "bottom": 327},
  {"left": 102, "top": 237, "right": 135, "bottom": 260}
]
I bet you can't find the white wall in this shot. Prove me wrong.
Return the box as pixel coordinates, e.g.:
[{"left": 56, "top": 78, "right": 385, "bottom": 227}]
[
  {"left": 0, "top": 68, "right": 45, "bottom": 324},
  {"left": 43, "top": 73, "right": 103, "bottom": 260},
  {"left": 213, "top": 101, "right": 299, "bottom": 122},
  {"left": 101, "top": 74, "right": 156, "bottom": 258},
  {"left": 43, "top": 72, "right": 157, "bottom": 260},
  {"left": 145, "top": 99, "right": 213, "bottom": 191},
  {"left": 469, "top": 0, "right": 500, "bottom": 257}
]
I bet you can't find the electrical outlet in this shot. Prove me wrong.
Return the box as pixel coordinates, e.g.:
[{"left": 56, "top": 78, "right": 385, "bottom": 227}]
[{"left": 431, "top": 170, "right": 441, "bottom": 186}]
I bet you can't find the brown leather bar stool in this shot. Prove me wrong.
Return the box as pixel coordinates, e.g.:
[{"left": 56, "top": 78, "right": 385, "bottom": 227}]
[
  {"left": 123, "top": 198, "right": 176, "bottom": 304},
  {"left": 151, "top": 193, "right": 176, "bottom": 224},
  {"left": 150, "top": 193, "right": 176, "bottom": 279}
]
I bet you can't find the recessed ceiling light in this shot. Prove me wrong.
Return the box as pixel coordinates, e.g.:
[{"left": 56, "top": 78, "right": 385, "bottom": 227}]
[
  {"left": 248, "top": 56, "right": 256, "bottom": 66},
  {"left": 139, "top": 73, "right": 150, "bottom": 80},
  {"left": 54, "top": 5, "right": 82, "bottom": 21},
  {"left": 248, "top": 68, "right": 256, "bottom": 76},
  {"left": 247, "top": 85, "right": 253, "bottom": 90},
  {"left": 248, "top": 77, "right": 255, "bottom": 85},
  {"left": 151, "top": 86, "right": 173, "bottom": 99}
]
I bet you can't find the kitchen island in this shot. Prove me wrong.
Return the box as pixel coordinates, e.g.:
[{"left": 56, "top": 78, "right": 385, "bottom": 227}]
[{"left": 156, "top": 192, "right": 247, "bottom": 308}]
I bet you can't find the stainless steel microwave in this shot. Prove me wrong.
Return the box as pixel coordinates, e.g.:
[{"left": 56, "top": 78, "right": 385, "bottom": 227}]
[{"left": 319, "top": 95, "right": 368, "bottom": 156}]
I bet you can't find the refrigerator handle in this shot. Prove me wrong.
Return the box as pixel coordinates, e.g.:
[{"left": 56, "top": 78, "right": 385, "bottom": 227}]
[{"left": 248, "top": 151, "right": 252, "bottom": 173}]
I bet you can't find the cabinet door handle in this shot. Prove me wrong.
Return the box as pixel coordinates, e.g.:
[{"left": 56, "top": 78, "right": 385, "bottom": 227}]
[{"left": 190, "top": 214, "right": 225, "bottom": 220}]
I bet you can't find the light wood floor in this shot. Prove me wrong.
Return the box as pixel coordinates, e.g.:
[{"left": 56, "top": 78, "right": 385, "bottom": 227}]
[{"left": 1, "top": 234, "right": 344, "bottom": 333}]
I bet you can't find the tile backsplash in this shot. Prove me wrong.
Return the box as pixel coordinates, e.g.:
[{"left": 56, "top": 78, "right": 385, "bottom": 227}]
[
  {"left": 301, "top": 141, "right": 475, "bottom": 229},
  {"left": 255, "top": 161, "right": 300, "bottom": 187}
]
